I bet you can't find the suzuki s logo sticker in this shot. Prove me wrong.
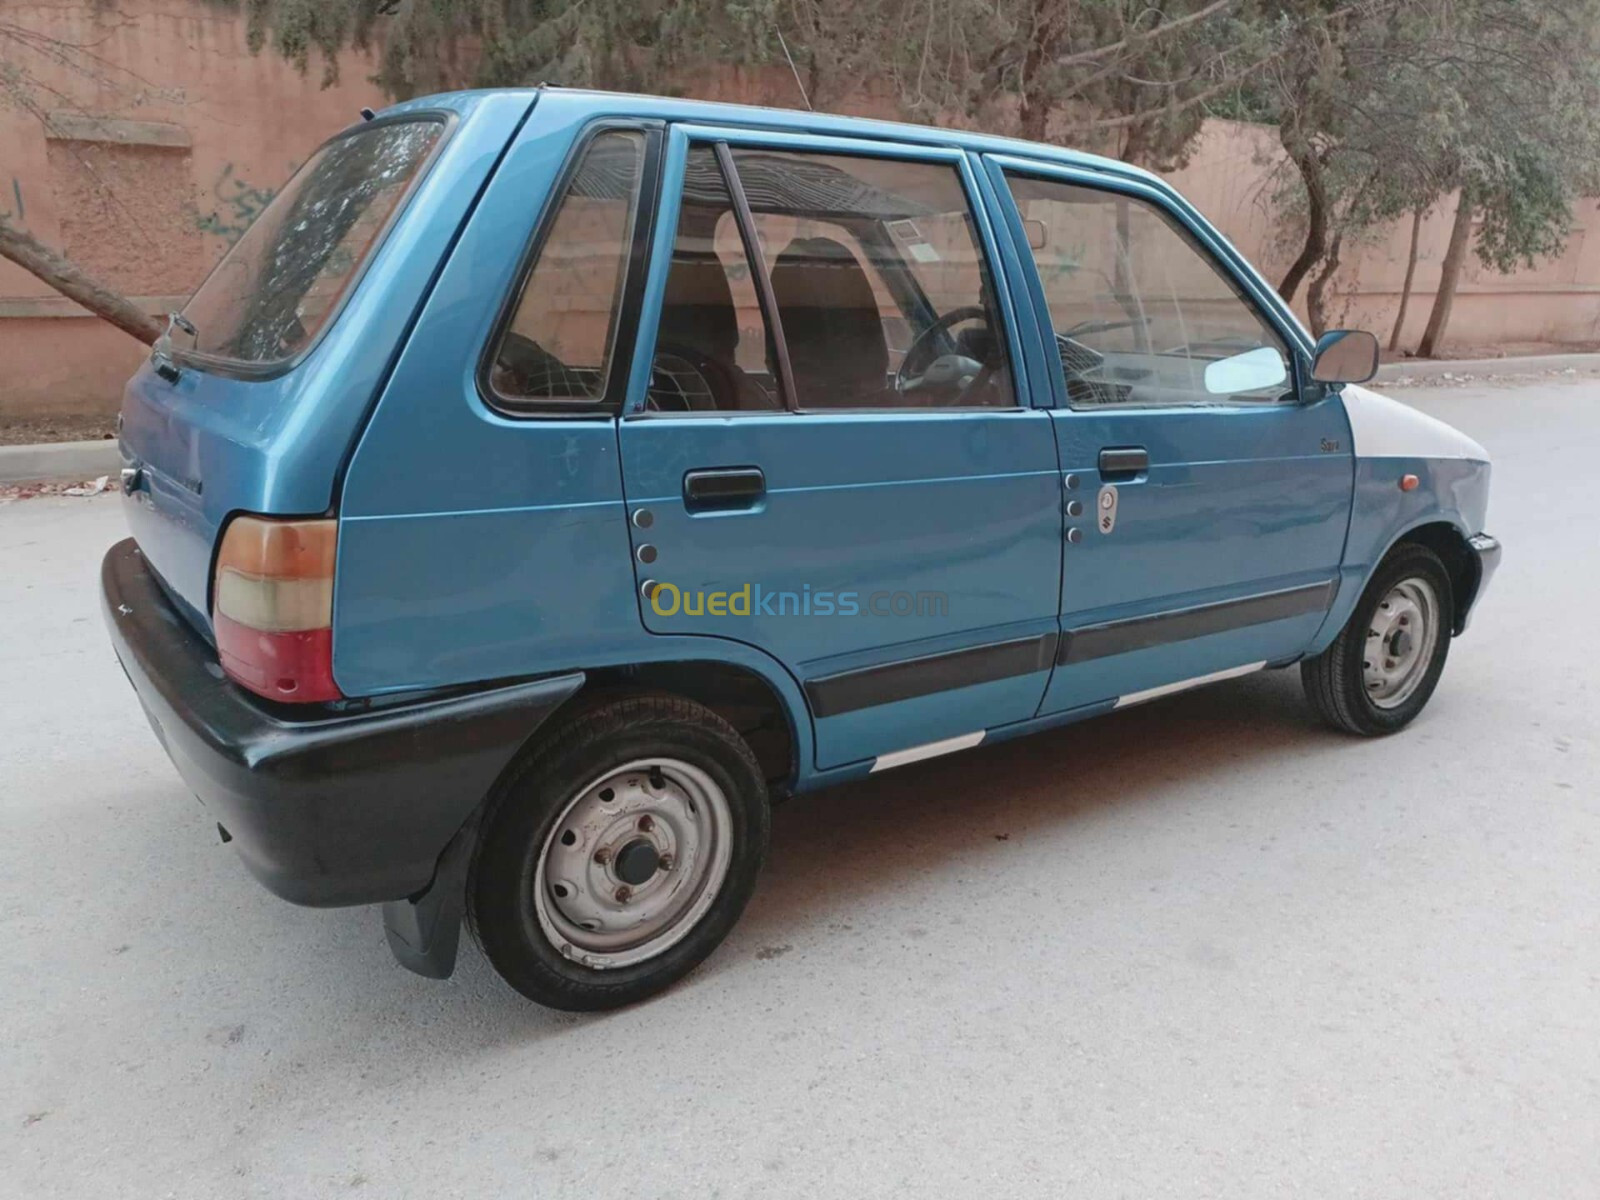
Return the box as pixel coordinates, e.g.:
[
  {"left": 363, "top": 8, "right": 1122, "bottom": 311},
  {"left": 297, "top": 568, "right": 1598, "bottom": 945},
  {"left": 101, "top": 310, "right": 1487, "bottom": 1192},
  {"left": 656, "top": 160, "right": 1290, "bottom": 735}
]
[
  {"left": 1320, "top": 438, "right": 1342, "bottom": 453},
  {"left": 1097, "top": 484, "right": 1119, "bottom": 534}
]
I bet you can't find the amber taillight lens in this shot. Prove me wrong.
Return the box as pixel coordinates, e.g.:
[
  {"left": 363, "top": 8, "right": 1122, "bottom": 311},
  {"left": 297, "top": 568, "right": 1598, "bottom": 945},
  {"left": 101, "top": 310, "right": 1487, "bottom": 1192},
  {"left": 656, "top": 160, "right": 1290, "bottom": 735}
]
[{"left": 212, "top": 516, "right": 341, "bottom": 703}]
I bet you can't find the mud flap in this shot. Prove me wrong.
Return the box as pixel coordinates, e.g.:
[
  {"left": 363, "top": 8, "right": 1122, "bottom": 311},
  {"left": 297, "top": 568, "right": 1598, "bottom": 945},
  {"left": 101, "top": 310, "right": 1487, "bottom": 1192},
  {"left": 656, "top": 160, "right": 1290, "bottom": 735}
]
[{"left": 382, "top": 823, "right": 473, "bottom": 979}]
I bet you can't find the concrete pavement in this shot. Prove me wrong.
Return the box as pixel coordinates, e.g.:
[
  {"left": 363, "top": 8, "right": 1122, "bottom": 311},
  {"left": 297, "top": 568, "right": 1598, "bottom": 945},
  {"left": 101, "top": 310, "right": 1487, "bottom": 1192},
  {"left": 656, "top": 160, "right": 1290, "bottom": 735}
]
[{"left": 2, "top": 377, "right": 1597, "bottom": 1198}]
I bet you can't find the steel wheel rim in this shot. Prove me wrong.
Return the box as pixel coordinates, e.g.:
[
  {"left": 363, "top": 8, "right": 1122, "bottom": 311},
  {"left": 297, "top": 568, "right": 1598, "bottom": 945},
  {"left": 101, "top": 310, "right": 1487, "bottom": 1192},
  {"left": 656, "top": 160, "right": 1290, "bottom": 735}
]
[
  {"left": 532, "top": 758, "right": 733, "bottom": 970},
  {"left": 1363, "top": 577, "right": 1440, "bottom": 709}
]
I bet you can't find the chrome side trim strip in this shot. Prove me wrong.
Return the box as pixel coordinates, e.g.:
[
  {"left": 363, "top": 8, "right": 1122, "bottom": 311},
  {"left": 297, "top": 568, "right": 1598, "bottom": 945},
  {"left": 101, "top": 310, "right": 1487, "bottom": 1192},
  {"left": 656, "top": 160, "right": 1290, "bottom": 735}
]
[
  {"left": 1113, "top": 661, "right": 1267, "bottom": 709},
  {"left": 870, "top": 730, "right": 986, "bottom": 773}
]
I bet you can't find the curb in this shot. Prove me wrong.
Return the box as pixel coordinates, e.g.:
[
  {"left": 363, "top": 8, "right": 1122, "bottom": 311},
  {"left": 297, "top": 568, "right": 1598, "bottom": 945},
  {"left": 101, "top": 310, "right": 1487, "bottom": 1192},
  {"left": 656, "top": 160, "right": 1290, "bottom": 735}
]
[
  {"left": 1374, "top": 352, "right": 1600, "bottom": 383},
  {"left": 0, "top": 439, "right": 120, "bottom": 485}
]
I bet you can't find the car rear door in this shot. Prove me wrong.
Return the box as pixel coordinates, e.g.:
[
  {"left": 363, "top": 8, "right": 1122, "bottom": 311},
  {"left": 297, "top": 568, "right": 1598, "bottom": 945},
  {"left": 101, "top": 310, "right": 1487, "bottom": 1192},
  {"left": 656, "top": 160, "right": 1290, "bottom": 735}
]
[
  {"left": 986, "top": 156, "right": 1354, "bottom": 714},
  {"left": 617, "top": 126, "right": 1062, "bottom": 770}
]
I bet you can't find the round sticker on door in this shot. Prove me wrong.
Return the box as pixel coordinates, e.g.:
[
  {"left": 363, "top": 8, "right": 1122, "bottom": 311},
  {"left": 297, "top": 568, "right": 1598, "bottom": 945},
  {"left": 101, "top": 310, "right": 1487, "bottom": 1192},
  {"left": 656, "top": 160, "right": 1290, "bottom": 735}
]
[{"left": 1097, "top": 484, "right": 1119, "bottom": 534}]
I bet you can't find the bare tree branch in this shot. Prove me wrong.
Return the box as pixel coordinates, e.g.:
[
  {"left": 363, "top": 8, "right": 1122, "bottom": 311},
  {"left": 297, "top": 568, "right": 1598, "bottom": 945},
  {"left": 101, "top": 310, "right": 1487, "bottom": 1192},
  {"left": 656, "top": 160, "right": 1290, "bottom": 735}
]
[
  {"left": 0, "top": 218, "right": 162, "bottom": 345},
  {"left": 1051, "top": 0, "right": 1235, "bottom": 70}
]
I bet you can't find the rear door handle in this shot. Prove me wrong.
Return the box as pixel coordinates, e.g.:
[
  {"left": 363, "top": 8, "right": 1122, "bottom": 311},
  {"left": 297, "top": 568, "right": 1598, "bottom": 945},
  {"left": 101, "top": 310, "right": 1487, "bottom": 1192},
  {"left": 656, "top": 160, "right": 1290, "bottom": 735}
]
[
  {"left": 1098, "top": 446, "right": 1149, "bottom": 479},
  {"left": 683, "top": 467, "right": 766, "bottom": 510}
]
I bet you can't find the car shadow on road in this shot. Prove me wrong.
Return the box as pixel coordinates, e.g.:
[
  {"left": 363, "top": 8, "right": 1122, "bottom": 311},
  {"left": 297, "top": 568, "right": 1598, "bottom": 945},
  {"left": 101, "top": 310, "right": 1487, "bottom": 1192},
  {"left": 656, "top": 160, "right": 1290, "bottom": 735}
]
[
  {"left": 196, "top": 666, "right": 1348, "bottom": 1044},
  {"left": 721, "top": 666, "right": 1340, "bottom": 961}
]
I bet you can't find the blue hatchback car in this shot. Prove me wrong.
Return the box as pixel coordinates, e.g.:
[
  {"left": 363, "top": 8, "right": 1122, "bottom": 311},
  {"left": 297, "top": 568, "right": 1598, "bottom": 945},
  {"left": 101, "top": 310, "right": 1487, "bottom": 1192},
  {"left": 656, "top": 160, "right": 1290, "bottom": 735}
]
[{"left": 104, "top": 88, "right": 1500, "bottom": 1009}]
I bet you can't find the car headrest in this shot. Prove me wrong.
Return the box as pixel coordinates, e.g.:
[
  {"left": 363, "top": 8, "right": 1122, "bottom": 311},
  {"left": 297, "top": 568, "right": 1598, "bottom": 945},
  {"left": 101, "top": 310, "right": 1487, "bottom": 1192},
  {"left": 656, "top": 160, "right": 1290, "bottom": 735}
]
[{"left": 769, "top": 236, "right": 888, "bottom": 404}]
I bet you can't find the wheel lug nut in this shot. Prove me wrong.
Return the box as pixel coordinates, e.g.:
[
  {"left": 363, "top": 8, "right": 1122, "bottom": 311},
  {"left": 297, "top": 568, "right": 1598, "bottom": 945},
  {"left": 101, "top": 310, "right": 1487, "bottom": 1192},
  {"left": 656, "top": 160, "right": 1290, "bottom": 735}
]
[
  {"left": 593, "top": 847, "right": 612, "bottom": 865},
  {"left": 637, "top": 815, "right": 654, "bottom": 833},
  {"left": 614, "top": 885, "right": 632, "bottom": 902},
  {"left": 658, "top": 854, "right": 673, "bottom": 871}
]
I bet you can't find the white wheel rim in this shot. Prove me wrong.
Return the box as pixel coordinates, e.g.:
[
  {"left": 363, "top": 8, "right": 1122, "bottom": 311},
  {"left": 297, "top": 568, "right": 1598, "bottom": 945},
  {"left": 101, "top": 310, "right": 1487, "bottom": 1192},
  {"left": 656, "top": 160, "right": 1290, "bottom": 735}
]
[
  {"left": 532, "top": 758, "right": 733, "bottom": 970},
  {"left": 1363, "top": 577, "right": 1440, "bottom": 710}
]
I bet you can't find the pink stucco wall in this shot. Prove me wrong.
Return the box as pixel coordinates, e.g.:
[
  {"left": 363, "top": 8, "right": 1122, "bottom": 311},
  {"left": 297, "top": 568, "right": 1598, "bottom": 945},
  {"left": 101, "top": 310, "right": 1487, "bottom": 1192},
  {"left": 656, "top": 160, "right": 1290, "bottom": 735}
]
[
  {"left": 1166, "top": 120, "right": 1600, "bottom": 350},
  {"left": 0, "top": 0, "right": 386, "bottom": 417},
  {"left": 2, "top": 2, "right": 1596, "bottom": 420}
]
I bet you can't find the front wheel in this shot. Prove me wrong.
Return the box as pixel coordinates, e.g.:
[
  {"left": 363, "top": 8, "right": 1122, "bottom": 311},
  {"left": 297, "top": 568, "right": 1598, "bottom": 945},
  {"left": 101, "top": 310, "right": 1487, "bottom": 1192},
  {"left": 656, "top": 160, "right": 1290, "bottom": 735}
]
[
  {"left": 467, "top": 692, "right": 769, "bottom": 1011},
  {"left": 1302, "top": 543, "right": 1454, "bottom": 736}
]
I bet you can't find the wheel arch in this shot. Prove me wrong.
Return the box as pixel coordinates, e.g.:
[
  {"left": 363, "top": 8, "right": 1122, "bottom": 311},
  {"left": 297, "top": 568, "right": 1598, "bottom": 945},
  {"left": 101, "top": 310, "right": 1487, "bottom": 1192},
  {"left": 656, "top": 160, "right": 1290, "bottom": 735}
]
[
  {"left": 578, "top": 660, "right": 801, "bottom": 797},
  {"left": 1393, "top": 520, "right": 1481, "bottom": 635},
  {"left": 1311, "top": 509, "right": 1480, "bottom": 656}
]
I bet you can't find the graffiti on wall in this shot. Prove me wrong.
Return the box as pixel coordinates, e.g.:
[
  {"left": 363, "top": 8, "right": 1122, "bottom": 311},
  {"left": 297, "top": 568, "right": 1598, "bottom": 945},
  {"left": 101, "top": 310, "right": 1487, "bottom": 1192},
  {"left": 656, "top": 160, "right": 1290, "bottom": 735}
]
[
  {"left": 0, "top": 178, "right": 24, "bottom": 224},
  {"left": 193, "top": 163, "right": 277, "bottom": 244}
]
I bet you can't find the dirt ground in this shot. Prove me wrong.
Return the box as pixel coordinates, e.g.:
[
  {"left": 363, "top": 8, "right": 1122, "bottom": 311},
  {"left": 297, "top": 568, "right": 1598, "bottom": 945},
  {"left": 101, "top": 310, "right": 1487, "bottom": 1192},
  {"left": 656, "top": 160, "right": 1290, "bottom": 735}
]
[
  {"left": 1392, "top": 338, "right": 1600, "bottom": 361},
  {"left": 0, "top": 413, "right": 118, "bottom": 446}
]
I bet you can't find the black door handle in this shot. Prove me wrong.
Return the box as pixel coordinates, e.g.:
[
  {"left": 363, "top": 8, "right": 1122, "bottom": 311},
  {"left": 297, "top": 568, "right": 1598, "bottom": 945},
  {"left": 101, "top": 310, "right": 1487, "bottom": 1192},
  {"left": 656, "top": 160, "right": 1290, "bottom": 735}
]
[
  {"left": 684, "top": 467, "right": 766, "bottom": 509},
  {"left": 1098, "top": 446, "right": 1149, "bottom": 478}
]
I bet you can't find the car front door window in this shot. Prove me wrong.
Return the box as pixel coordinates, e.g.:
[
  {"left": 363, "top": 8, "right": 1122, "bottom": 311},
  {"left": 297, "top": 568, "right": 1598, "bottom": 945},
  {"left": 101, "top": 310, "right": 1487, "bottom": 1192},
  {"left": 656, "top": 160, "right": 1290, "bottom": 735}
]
[{"left": 1007, "top": 175, "right": 1291, "bottom": 408}]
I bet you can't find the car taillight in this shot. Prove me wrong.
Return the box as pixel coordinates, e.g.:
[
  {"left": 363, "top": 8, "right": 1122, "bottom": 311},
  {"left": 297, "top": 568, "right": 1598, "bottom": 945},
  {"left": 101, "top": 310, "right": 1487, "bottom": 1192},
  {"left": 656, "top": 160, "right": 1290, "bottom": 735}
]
[{"left": 212, "top": 516, "right": 341, "bottom": 703}]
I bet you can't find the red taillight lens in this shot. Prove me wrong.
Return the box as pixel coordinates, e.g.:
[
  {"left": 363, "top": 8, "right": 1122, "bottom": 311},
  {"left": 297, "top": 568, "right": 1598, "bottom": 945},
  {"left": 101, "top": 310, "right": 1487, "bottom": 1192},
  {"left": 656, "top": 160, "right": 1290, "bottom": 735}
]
[{"left": 212, "top": 516, "right": 341, "bottom": 703}]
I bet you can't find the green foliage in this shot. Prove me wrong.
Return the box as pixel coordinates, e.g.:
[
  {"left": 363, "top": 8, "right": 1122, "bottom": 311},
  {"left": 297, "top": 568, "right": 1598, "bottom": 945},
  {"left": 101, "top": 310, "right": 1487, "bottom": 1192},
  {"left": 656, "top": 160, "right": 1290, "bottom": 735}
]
[
  {"left": 234, "top": 0, "right": 1263, "bottom": 169},
  {"left": 226, "top": 0, "right": 774, "bottom": 99},
  {"left": 1471, "top": 149, "right": 1574, "bottom": 274},
  {"left": 232, "top": 0, "right": 1600, "bottom": 320},
  {"left": 1258, "top": 0, "right": 1600, "bottom": 289}
]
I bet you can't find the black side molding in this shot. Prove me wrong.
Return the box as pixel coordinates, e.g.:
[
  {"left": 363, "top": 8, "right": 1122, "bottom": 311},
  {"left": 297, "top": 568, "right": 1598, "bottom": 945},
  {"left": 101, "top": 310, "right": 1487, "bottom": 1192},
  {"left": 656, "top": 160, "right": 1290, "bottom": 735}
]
[
  {"left": 1059, "top": 580, "right": 1337, "bottom": 665},
  {"left": 806, "top": 633, "right": 1057, "bottom": 718}
]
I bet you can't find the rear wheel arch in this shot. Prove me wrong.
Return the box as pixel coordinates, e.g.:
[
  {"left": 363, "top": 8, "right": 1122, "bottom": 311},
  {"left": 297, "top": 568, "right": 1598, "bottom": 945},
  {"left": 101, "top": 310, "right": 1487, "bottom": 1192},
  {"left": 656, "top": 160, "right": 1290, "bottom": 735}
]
[{"left": 579, "top": 661, "right": 799, "bottom": 796}]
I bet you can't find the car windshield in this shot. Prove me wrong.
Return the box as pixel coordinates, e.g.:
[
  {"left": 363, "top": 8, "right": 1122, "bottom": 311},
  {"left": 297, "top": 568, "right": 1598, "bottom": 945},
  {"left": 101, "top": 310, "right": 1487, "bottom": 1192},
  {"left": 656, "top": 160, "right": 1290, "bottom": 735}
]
[{"left": 174, "top": 117, "right": 443, "bottom": 367}]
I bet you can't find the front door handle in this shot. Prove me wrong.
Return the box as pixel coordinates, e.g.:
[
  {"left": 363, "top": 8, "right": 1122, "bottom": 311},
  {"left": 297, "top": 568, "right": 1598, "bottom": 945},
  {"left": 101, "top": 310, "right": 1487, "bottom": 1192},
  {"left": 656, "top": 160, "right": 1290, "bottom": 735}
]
[
  {"left": 684, "top": 467, "right": 766, "bottom": 510},
  {"left": 1098, "top": 446, "right": 1149, "bottom": 479}
]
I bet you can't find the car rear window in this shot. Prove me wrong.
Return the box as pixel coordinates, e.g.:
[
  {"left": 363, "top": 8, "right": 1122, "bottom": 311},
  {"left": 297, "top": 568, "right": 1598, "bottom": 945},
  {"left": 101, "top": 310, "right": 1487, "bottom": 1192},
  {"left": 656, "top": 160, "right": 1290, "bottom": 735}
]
[{"left": 173, "top": 117, "right": 444, "bottom": 369}]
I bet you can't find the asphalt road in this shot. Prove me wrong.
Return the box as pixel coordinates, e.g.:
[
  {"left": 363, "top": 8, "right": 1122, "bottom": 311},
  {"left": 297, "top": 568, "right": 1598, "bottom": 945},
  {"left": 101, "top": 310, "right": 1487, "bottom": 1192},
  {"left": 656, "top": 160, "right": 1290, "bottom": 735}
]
[{"left": 3, "top": 378, "right": 1597, "bottom": 1199}]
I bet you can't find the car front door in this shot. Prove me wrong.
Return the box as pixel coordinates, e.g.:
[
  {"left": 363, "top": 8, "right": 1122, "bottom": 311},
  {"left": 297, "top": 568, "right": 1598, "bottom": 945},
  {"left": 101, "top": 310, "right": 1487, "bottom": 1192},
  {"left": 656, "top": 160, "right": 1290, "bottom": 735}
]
[
  {"left": 617, "top": 127, "right": 1061, "bottom": 770},
  {"left": 988, "top": 157, "right": 1354, "bottom": 715}
]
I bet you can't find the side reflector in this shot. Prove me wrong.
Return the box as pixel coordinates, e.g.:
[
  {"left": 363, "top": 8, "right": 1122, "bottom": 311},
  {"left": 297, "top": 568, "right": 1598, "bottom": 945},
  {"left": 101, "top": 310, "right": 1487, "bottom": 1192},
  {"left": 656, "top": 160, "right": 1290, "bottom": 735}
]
[
  {"left": 213, "top": 516, "right": 341, "bottom": 702},
  {"left": 1400, "top": 473, "right": 1420, "bottom": 492}
]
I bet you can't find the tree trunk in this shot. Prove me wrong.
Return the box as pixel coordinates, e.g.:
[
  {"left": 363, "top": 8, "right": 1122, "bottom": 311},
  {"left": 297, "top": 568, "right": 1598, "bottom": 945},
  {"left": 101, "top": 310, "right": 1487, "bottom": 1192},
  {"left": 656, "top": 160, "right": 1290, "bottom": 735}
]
[
  {"left": 0, "top": 219, "right": 162, "bottom": 345},
  {"left": 1278, "top": 146, "right": 1329, "bottom": 304},
  {"left": 1016, "top": 0, "right": 1057, "bottom": 143},
  {"left": 1306, "top": 232, "right": 1343, "bottom": 338},
  {"left": 1388, "top": 205, "right": 1425, "bottom": 352},
  {"left": 1418, "top": 189, "right": 1474, "bottom": 359}
]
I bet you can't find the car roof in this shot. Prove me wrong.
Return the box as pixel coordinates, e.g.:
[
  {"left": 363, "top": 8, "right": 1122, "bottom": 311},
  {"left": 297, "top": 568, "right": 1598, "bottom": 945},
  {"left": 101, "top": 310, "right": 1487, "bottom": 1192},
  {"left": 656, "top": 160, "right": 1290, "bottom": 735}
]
[{"left": 384, "top": 86, "right": 1166, "bottom": 191}]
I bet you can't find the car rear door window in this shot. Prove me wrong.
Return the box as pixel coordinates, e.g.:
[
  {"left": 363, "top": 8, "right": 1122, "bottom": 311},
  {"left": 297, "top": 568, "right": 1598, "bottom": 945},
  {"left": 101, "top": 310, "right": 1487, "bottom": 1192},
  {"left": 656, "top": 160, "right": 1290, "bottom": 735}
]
[
  {"left": 723, "top": 149, "right": 1017, "bottom": 411},
  {"left": 646, "top": 146, "right": 784, "bottom": 413}
]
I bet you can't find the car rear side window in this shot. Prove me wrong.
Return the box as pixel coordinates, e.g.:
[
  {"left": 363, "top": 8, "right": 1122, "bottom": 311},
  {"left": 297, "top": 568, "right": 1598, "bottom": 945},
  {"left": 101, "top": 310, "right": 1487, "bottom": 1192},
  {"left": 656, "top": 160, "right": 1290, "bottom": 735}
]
[
  {"left": 175, "top": 117, "right": 444, "bottom": 369},
  {"left": 727, "top": 149, "right": 1017, "bottom": 411},
  {"left": 488, "top": 130, "right": 647, "bottom": 410}
]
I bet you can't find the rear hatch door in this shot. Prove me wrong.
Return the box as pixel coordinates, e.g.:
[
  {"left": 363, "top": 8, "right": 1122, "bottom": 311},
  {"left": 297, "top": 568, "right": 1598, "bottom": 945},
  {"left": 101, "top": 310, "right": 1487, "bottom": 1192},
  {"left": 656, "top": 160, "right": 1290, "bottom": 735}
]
[{"left": 118, "top": 91, "right": 535, "bottom": 631}]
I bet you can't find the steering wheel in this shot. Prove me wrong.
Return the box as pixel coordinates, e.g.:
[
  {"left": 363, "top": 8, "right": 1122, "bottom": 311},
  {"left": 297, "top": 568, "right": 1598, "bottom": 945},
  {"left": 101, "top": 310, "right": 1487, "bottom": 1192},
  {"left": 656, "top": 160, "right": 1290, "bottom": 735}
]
[{"left": 895, "top": 305, "right": 993, "bottom": 396}]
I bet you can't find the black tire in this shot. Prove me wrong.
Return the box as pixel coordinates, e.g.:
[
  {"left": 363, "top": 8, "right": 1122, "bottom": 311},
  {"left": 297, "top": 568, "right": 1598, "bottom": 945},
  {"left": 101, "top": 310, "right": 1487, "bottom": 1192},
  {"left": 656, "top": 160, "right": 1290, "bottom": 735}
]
[
  {"left": 1301, "top": 542, "right": 1454, "bottom": 736},
  {"left": 467, "top": 691, "right": 769, "bottom": 1011}
]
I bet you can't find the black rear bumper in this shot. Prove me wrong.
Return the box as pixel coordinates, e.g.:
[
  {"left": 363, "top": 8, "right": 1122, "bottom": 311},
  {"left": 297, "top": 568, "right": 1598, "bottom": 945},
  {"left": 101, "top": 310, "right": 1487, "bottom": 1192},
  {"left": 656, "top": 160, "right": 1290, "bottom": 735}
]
[{"left": 102, "top": 538, "right": 582, "bottom": 907}]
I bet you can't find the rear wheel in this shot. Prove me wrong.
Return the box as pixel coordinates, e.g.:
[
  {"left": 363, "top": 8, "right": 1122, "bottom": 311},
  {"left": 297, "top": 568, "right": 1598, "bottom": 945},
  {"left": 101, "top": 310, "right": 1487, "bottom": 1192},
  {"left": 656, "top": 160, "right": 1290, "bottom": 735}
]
[
  {"left": 467, "top": 692, "right": 769, "bottom": 1010},
  {"left": 1302, "top": 543, "right": 1454, "bottom": 736}
]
